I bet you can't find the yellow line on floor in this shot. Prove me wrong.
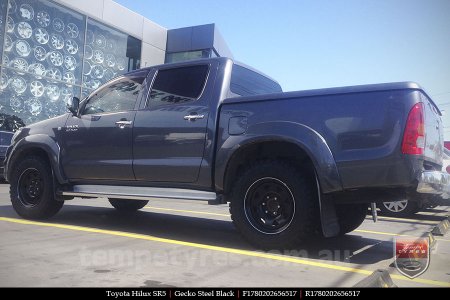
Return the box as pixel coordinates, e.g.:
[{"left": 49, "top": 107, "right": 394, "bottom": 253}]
[
  {"left": 143, "top": 206, "right": 449, "bottom": 241},
  {"left": 144, "top": 206, "right": 230, "bottom": 217},
  {"left": 143, "top": 206, "right": 450, "bottom": 242},
  {"left": 146, "top": 205, "right": 443, "bottom": 224},
  {"left": 0, "top": 217, "right": 448, "bottom": 287},
  {"left": 146, "top": 205, "right": 442, "bottom": 225}
]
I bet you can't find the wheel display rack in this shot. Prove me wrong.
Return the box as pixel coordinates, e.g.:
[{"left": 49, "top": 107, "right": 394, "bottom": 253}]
[{"left": 0, "top": 0, "right": 136, "bottom": 125}]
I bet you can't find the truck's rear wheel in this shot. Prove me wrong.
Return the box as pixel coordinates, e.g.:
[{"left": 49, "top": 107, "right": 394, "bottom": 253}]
[
  {"left": 336, "top": 203, "right": 368, "bottom": 235},
  {"left": 108, "top": 199, "right": 149, "bottom": 212},
  {"left": 10, "top": 156, "right": 63, "bottom": 219},
  {"left": 230, "top": 160, "right": 319, "bottom": 249},
  {"left": 379, "top": 200, "right": 419, "bottom": 217}
]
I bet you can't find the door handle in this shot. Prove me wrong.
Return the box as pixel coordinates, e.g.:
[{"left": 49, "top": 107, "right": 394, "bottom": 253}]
[
  {"left": 115, "top": 120, "right": 133, "bottom": 128},
  {"left": 184, "top": 114, "right": 205, "bottom": 121}
]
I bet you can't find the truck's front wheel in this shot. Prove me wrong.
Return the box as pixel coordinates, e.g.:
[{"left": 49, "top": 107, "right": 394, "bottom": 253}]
[
  {"left": 230, "top": 161, "right": 319, "bottom": 249},
  {"left": 10, "top": 156, "right": 63, "bottom": 219},
  {"left": 108, "top": 199, "right": 149, "bottom": 212}
]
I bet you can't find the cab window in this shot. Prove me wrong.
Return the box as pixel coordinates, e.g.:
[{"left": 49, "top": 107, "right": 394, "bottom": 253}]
[
  {"left": 83, "top": 73, "right": 146, "bottom": 115},
  {"left": 148, "top": 65, "right": 209, "bottom": 107}
]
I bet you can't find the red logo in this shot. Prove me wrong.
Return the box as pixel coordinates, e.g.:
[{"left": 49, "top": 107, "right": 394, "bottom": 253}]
[{"left": 394, "top": 237, "right": 430, "bottom": 279}]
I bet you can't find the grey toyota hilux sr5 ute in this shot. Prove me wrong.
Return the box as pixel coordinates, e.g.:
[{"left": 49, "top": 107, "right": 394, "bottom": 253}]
[{"left": 3, "top": 57, "right": 450, "bottom": 249}]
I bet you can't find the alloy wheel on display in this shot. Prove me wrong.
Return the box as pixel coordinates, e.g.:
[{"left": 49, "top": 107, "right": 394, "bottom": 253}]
[
  {"left": 35, "top": 11, "right": 50, "bottom": 27},
  {"left": 19, "top": 4, "right": 34, "bottom": 21},
  {"left": 45, "top": 68, "right": 62, "bottom": 81},
  {"left": 28, "top": 63, "right": 46, "bottom": 77},
  {"left": 64, "top": 56, "right": 76, "bottom": 71},
  {"left": 4, "top": 35, "right": 13, "bottom": 51},
  {"left": 10, "top": 76, "right": 27, "bottom": 94},
  {"left": 34, "top": 27, "right": 49, "bottom": 44},
  {"left": 52, "top": 18, "right": 64, "bottom": 32},
  {"left": 34, "top": 46, "right": 47, "bottom": 61},
  {"left": 50, "top": 34, "right": 64, "bottom": 49},
  {"left": 48, "top": 51, "right": 63, "bottom": 67},
  {"left": 66, "top": 23, "right": 79, "bottom": 39},
  {"left": 65, "top": 39, "right": 78, "bottom": 55},
  {"left": 26, "top": 98, "right": 43, "bottom": 116},
  {"left": 29, "top": 81, "right": 45, "bottom": 97},
  {"left": 46, "top": 85, "right": 60, "bottom": 102},
  {"left": 15, "top": 40, "right": 32, "bottom": 57},
  {"left": 16, "top": 21, "right": 33, "bottom": 39},
  {"left": 10, "top": 57, "right": 28, "bottom": 72}
]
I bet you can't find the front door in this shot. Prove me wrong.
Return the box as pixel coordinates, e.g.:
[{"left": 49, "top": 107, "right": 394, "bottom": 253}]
[{"left": 62, "top": 71, "right": 148, "bottom": 181}]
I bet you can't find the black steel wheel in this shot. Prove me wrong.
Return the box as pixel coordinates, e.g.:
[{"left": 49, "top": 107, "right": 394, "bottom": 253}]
[
  {"left": 18, "top": 168, "right": 44, "bottom": 207},
  {"left": 10, "top": 156, "right": 63, "bottom": 219},
  {"left": 230, "top": 160, "right": 319, "bottom": 249},
  {"left": 244, "top": 177, "right": 296, "bottom": 234}
]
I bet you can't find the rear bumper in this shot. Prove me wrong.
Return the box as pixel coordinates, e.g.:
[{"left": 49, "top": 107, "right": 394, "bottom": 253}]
[{"left": 417, "top": 171, "right": 450, "bottom": 200}]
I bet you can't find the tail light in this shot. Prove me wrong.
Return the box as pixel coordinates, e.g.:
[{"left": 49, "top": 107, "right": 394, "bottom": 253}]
[{"left": 402, "top": 103, "right": 425, "bottom": 155}]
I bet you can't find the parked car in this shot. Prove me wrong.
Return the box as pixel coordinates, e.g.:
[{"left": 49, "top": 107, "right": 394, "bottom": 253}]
[
  {"left": 379, "top": 147, "right": 450, "bottom": 217},
  {"left": 444, "top": 148, "right": 450, "bottom": 174},
  {"left": 3, "top": 57, "right": 449, "bottom": 249},
  {"left": 0, "top": 131, "right": 14, "bottom": 181}
]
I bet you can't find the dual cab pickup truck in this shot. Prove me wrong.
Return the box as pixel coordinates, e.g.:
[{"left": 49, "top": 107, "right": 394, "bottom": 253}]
[{"left": 3, "top": 57, "right": 450, "bottom": 249}]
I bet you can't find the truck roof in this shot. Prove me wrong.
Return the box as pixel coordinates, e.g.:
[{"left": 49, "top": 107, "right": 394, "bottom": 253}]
[{"left": 144, "top": 57, "right": 281, "bottom": 88}]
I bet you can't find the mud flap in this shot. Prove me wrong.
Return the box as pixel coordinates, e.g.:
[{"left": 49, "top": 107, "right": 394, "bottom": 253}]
[{"left": 319, "top": 194, "right": 340, "bottom": 237}]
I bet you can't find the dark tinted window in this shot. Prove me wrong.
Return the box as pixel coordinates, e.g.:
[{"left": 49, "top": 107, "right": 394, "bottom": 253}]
[
  {"left": 149, "top": 65, "right": 209, "bottom": 105},
  {"left": 231, "top": 64, "right": 282, "bottom": 96},
  {"left": 83, "top": 72, "right": 146, "bottom": 115}
]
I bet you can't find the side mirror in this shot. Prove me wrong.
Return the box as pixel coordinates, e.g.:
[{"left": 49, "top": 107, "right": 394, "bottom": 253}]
[{"left": 67, "top": 97, "right": 80, "bottom": 116}]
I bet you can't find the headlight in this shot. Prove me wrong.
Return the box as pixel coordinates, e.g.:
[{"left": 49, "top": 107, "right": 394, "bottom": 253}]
[{"left": 11, "top": 128, "right": 23, "bottom": 144}]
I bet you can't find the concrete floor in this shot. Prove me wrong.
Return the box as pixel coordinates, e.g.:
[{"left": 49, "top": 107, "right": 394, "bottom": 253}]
[{"left": 0, "top": 183, "right": 448, "bottom": 287}]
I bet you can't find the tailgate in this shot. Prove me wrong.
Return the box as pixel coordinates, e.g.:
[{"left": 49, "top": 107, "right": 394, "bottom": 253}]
[{"left": 422, "top": 93, "right": 444, "bottom": 167}]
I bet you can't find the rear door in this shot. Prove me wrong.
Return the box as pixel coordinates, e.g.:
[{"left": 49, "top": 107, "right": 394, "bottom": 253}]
[{"left": 132, "top": 63, "right": 213, "bottom": 183}]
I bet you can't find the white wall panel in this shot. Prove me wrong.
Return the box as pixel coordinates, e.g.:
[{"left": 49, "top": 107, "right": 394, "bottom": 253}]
[{"left": 141, "top": 43, "right": 166, "bottom": 67}]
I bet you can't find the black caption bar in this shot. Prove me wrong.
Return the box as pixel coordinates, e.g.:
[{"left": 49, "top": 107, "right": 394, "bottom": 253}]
[{"left": 1, "top": 287, "right": 434, "bottom": 298}]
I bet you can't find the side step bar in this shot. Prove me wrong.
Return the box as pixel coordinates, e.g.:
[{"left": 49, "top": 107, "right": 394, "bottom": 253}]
[{"left": 61, "top": 185, "right": 217, "bottom": 202}]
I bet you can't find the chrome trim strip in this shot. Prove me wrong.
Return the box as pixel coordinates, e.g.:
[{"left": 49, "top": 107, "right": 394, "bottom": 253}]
[
  {"left": 417, "top": 171, "right": 450, "bottom": 200},
  {"left": 62, "top": 185, "right": 217, "bottom": 201}
]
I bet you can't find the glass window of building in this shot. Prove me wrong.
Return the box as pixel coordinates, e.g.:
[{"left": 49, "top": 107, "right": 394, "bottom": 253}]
[
  {"left": 149, "top": 65, "right": 209, "bottom": 106},
  {"left": 0, "top": 0, "right": 142, "bottom": 130},
  {"left": 165, "top": 49, "right": 211, "bottom": 64},
  {"left": 0, "top": 0, "right": 85, "bottom": 128},
  {"left": 0, "top": 0, "right": 7, "bottom": 61},
  {"left": 82, "top": 18, "right": 141, "bottom": 99}
]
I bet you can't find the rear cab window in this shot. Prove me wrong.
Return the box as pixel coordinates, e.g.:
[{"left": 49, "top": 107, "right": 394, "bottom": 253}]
[
  {"left": 230, "top": 64, "right": 282, "bottom": 96},
  {"left": 148, "top": 64, "right": 210, "bottom": 107}
]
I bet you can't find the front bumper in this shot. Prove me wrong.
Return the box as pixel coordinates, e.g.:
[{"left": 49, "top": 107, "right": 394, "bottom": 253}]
[
  {"left": 417, "top": 171, "right": 450, "bottom": 200},
  {"left": 0, "top": 159, "right": 4, "bottom": 180}
]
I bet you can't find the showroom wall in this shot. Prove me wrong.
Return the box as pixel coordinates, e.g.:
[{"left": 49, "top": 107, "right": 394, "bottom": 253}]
[{"left": 0, "top": 0, "right": 167, "bottom": 131}]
